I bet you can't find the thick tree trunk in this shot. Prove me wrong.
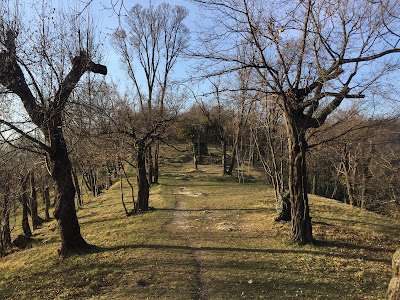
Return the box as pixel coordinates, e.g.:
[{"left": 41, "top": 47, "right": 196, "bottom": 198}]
[
  {"left": 21, "top": 176, "right": 32, "bottom": 237},
  {"left": 49, "top": 127, "right": 89, "bottom": 258},
  {"left": 137, "top": 142, "right": 149, "bottom": 211},
  {"left": 286, "top": 117, "right": 313, "bottom": 244}
]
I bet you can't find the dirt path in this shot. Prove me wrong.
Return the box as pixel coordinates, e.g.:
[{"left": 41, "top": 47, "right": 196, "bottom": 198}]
[{"left": 166, "top": 187, "right": 211, "bottom": 300}]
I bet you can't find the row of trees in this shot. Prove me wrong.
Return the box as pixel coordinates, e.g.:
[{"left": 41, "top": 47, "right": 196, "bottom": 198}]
[
  {"left": 177, "top": 101, "right": 399, "bottom": 217},
  {"left": 0, "top": 0, "right": 399, "bottom": 257},
  {"left": 0, "top": 0, "right": 189, "bottom": 257}
]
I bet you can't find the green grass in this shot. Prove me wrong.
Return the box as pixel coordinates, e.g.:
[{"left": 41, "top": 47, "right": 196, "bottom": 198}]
[{"left": 1, "top": 146, "right": 399, "bottom": 299}]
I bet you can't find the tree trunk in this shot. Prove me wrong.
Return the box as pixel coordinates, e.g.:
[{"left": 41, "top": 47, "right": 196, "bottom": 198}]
[
  {"left": 154, "top": 141, "right": 160, "bottom": 184},
  {"left": 42, "top": 186, "right": 50, "bottom": 221},
  {"left": 21, "top": 176, "right": 32, "bottom": 237},
  {"left": 137, "top": 142, "right": 149, "bottom": 211},
  {"left": 226, "top": 146, "right": 236, "bottom": 175},
  {"left": 311, "top": 174, "right": 316, "bottom": 195},
  {"left": 107, "top": 163, "right": 113, "bottom": 188},
  {"left": 222, "top": 140, "right": 227, "bottom": 174},
  {"left": 72, "top": 166, "right": 82, "bottom": 207},
  {"left": 147, "top": 146, "right": 154, "bottom": 185},
  {"left": 29, "top": 170, "right": 43, "bottom": 229},
  {"left": 193, "top": 142, "right": 198, "bottom": 170},
  {"left": 92, "top": 168, "right": 98, "bottom": 197},
  {"left": 342, "top": 146, "right": 354, "bottom": 206},
  {"left": 2, "top": 193, "right": 11, "bottom": 247},
  {"left": 49, "top": 126, "right": 89, "bottom": 258},
  {"left": 286, "top": 116, "right": 313, "bottom": 244}
]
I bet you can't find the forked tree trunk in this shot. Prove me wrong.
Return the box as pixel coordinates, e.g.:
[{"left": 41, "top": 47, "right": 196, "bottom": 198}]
[
  {"left": 286, "top": 116, "right": 313, "bottom": 244},
  {"left": 137, "top": 142, "right": 149, "bottom": 211},
  {"left": 49, "top": 126, "right": 88, "bottom": 258}
]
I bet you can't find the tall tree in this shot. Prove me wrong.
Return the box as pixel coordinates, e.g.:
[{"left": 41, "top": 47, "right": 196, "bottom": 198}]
[
  {"left": 0, "top": 3, "right": 107, "bottom": 257},
  {"left": 112, "top": 1, "right": 189, "bottom": 209},
  {"left": 194, "top": 0, "right": 400, "bottom": 244}
]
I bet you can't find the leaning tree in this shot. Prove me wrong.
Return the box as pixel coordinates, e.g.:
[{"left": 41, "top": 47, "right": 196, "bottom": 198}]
[
  {"left": 0, "top": 2, "right": 106, "bottom": 257},
  {"left": 194, "top": 0, "right": 400, "bottom": 244}
]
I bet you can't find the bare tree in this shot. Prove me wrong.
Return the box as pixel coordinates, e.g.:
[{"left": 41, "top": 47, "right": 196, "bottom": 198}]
[
  {"left": 194, "top": 0, "right": 400, "bottom": 244},
  {"left": 0, "top": 2, "right": 107, "bottom": 257},
  {"left": 112, "top": 2, "right": 189, "bottom": 185},
  {"left": 111, "top": 2, "right": 188, "bottom": 209}
]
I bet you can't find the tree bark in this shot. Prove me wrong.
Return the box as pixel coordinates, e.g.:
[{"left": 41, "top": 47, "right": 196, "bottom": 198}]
[
  {"left": 286, "top": 114, "right": 313, "bottom": 244},
  {"left": 137, "top": 142, "right": 149, "bottom": 211},
  {"left": 49, "top": 125, "right": 89, "bottom": 258}
]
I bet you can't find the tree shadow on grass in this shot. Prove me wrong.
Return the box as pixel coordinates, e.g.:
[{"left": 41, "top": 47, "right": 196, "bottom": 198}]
[
  {"left": 89, "top": 242, "right": 390, "bottom": 263},
  {"left": 319, "top": 216, "right": 400, "bottom": 236},
  {"left": 313, "top": 239, "right": 394, "bottom": 255},
  {"left": 156, "top": 208, "right": 274, "bottom": 213}
]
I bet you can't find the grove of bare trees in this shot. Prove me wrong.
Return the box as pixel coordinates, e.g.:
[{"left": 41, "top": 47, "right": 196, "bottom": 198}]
[{"left": 0, "top": 0, "right": 399, "bottom": 262}]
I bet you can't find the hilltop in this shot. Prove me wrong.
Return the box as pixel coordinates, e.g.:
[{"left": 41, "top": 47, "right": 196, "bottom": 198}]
[{"left": 0, "top": 149, "right": 399, "bottom": 299}]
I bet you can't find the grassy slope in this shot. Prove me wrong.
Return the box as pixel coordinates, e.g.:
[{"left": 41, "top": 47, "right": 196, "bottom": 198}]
[{"left": 1, "top": 147, "right": 399, "bottom": 299}]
